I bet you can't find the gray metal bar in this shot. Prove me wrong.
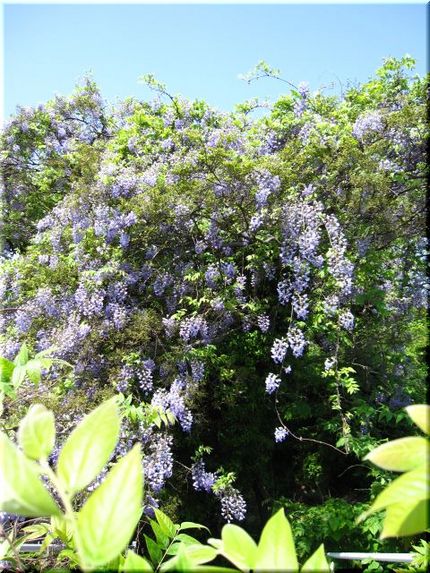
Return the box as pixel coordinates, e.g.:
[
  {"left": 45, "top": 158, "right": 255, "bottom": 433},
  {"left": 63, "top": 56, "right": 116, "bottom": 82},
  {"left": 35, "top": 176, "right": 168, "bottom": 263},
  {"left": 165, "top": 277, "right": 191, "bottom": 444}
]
[
  {"left": 19, "top": 542, "right": 62, "bottom": 554},
  {"left": 327, "top": 552, "right": 414, "bottom": 563}
]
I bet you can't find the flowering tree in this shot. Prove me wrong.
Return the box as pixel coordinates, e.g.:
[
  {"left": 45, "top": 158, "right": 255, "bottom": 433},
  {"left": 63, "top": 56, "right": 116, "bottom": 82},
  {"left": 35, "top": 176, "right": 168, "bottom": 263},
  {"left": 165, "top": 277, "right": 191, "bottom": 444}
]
[{"left": 0, "top": 57, "right": 427, "bottom": 533}]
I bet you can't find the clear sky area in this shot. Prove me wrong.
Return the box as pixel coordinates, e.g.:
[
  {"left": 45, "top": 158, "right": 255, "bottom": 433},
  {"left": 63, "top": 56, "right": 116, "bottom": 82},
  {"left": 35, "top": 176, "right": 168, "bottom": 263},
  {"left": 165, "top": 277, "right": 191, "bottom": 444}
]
[{"left": 4, "top": 2, "right": 428, "bottom": 118}]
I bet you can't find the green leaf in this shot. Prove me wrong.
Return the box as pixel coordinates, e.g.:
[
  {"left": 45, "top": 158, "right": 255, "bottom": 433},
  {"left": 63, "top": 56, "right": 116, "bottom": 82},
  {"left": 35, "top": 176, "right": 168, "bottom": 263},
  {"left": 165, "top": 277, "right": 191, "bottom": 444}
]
[
  {"left": 145, "top": 534, "right": 163, "bottom": 564},
  {"left": 364, "top": 437, "right": 429, "bottom": 472},
  {"left": 21, "top": 523, "right": 50, "bottom": 541},
  {"left": 58, "top": 549, "right": 80, "bottom": 566},
  {"left": 381, "top": 499, "right": 429, "bottom": 538},
  {"left": 150, "top": 520, "right": 170, "bottom": 549},
  {"left": 11, "top": 365, "right": 26, "bottom": 390},
  {"left": 0, "top": 432, "right": 61, "bottom": 517},
  {"left": 76, "top": 444, "right": 143, "bottom": 568},
  {"left": 57, "top": 397, "right": 120, "bottom": 494},
  {"left": 180, "top": 544, "right": 217, "bottom": 565},
  {"left": 18, "top": 404, "right": 56, "bottom": 460},
  {"left": 406, "top": 405, "right": 430, "bottom": 435},
  {"left": 161, "top": 545, "right": 194, "bottom": 572},
  {"left": 155, "top": 508, "right": 178, "bottom": 538},
  {"left": 13, "top": 343, "right": 29, "bottom": 367},
  {"left": 25, "top": 360, "right": 42, "bottom": 384},
  {"left": 0, "top": 357, "right": 14, "bottom": 385},
  {"left": 220, "top": 524, "right": 257, "bottom": 571},
  {"left": 359, "top": 464, "right": 429, "bottom": 521},
  {"left": 122, "top": 550, "right": 153, "bottom": 572},
  {"left": 180, "top": 521, "right": 210, "bottom": 532},
  {"left": 176, "top": 533, "right": 201, "bottom": 545},
  {"left": 301, "top": 544, "right": 329, "bottom": 572},
  {"left": 254, "top": 508, "right": 298, "bottom": 572}
]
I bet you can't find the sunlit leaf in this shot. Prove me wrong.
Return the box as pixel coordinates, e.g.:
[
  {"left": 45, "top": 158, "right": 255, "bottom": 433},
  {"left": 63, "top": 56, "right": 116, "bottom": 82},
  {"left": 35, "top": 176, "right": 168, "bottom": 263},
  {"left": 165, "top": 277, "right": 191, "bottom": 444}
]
[
  {"left": 77, "top": 444, "right": 143, "bottom": 568},
  {"left": 254, "top": 508, "right": 298, "bottom": 571},
  {"left": 406, "top": 405, "right": 430, "bottom": 435},
  {"left": 0, "top": 432, "right": 61, "bottom": 517},
  {"left": 18, "top": 404, "right": 55, "bottom": 460},
  {"left": 301, "top": 543, "right": 329, "bottom": 572},
  {"left": 57, "top": 396, "right": 120, "bottom": 494},
  {"left": 13, "top": 343, "right": 29, "bottom": 367},
  {"left": 381, "top": 499, "right": 428, "bottom": 538},
  {"left": 220, "top": 524, "right": 257, "bottom": 571},
  {"left": 122, "top": 550, "right": 153, "bottom": 572},
  {"left": 364, "top": 437, "right": 428, "bottom": 472},
  {"left": 180, "top": 521, "right": 210, "bottom": 532},
  {"left": 0, "top": 357, "right": 14, "bottom": 386},
  {"left": 359, "top": 464, "right": 429, "bottom": 521}
]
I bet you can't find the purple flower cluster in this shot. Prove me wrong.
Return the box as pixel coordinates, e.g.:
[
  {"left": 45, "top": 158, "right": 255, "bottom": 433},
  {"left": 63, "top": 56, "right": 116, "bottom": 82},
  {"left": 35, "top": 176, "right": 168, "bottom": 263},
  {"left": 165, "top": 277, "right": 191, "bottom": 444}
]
[
  {"left": 271, "top": 338, "right": 288, "bottom": 364},
  {"left": 287, "top": 326, "right": 307, "bottom": 358},
  {"left": 179, "top": 316, "right": 209, "bottom": 342},
  {"left": 257, "top": 314, "right": 270, "bottom": 333},
  {"left": 274, "top": 427, "right": 289, "bottom": 443},
  {"left": 144, "top": 434, "right": 173, "bottom": 492},
  {"left": 217, "top": 487, "right": 247, "bottom": 523},
  {"left": 265, "top": 373, "right": 281, "bottom": 395},
  {"left": 353, "top": 111, "right": 383, "bottom": 140},
  {"left": 191, "top": 460, "right": 216, "bottom": 492}
]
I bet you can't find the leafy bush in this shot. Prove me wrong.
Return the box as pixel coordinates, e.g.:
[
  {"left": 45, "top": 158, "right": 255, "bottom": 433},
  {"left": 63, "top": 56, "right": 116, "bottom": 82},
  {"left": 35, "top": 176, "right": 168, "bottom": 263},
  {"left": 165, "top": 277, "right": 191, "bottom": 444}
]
[{"left": 0, "top": 56, "right": 427, "bottom": 535}]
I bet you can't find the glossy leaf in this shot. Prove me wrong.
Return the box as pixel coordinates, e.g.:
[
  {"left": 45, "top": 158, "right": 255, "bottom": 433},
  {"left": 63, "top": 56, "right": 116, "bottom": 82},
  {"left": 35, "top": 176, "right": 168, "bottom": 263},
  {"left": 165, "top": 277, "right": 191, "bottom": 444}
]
[
  {"left": 221, "top": 524, "right": 257, "bottom": 571},
  {"left": 0, "top": 432, "right": 61, "bottom": 517},
  {"left": 18, "top": 404, "right": 56, "bottom": 460},
  {"left": 57, "top": 396, "right": 120, "bottom": 494},
  {"left": 364, "top": 437, "right": 428, "bottom": 472},
  {"left": 77, "top": 444, "right": 143, "bottom": 568},
  {"left": 254, "top": 508, "right": 298, "bottom": 571},
  {"left": 301, "top": 544, "right": 329, "bottom": 572},
  {"left": 406, "top": 405, "right": 430, "bottom": 435}
]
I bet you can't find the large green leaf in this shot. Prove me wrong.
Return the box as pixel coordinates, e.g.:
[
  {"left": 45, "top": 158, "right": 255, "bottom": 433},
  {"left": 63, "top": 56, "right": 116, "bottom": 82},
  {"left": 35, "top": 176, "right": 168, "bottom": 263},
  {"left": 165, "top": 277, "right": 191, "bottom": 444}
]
[
  {"left": 76, "top": 444, "right": 143, "bottom": 568},
  {"left": 254, "top": 508, "right": 298, "bottom": 571},
  {"left": 301, "top": 544, "right": 329, "bottom": 572},
  {"left": 359, "top": 464, "right": 429, "bottom": 521},
  {"left": 0, "top": 432, "right": 61, "bottom": 517},
  {"left": 381, "top": 499, "right": 428, "bottom": 538},
  {"left": 18, "top": 404, "right": 56, "bottom": 460},
  {"left": 57, "top": 396, "right": 120, "bottom": 494},
  {"left": 406, "top": 405, "right": 430, "bottom": 435},
  {"left": 365, "top": 437, "right": 428, "bottom": 472},
  {"left": 220, "top": 524, "right": 257, "bottom": 571}
]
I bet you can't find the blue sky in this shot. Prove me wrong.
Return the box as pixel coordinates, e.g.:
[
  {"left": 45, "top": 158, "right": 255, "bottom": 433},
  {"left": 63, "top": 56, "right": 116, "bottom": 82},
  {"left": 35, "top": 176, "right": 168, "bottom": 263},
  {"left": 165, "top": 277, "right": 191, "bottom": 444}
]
[{"left": 4, "top": 2, "right": 427, "bottom": 118}]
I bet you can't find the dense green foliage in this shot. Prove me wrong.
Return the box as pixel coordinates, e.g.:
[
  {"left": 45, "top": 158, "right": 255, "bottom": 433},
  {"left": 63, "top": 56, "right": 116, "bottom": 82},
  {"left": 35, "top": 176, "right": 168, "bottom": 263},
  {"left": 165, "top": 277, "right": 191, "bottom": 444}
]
[{"left": 0, "top": 56, "right": 428, "bottom": 568}]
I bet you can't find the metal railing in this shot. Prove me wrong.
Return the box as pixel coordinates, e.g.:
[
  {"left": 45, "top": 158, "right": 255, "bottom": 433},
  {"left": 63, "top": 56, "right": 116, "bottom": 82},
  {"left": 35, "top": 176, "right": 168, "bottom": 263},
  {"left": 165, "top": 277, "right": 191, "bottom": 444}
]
[{"left": 327, "top": 552, "right": 414, "bottom": 571}]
